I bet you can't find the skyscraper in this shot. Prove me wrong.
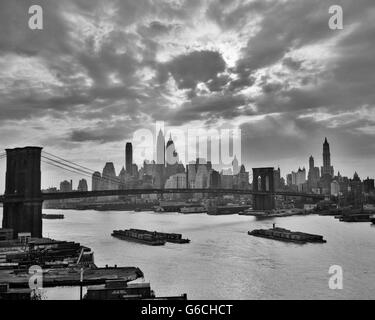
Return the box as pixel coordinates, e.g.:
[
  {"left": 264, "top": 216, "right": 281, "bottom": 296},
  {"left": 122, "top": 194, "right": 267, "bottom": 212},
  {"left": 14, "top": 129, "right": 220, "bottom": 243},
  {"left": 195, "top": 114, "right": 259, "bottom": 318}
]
[
  {"left": 156, "top": 129, "right": 165, "bottom": 165},
  {"left": 92, "top": 171, "right": 101, "bottom": 191},
  {"left": 77, "top": 179, "right": 88, "bottom": 192},
  {"left": 102, "top": 162, "right": 118, "bottom": 190},
  {"left": 308, "top": 155, "right": 320, "bottom": 190},
  {"left": 232, "top": 155, "right": 239, "bottom": 175},
  {"left": 321, "top": 138, "right": 334, "bottom": 177},
  {"left": 166, "top": 134, "right": 178, "bottom": 165},
  {"left": 125, "top": 142, "right": 133, "bottom": 175}
]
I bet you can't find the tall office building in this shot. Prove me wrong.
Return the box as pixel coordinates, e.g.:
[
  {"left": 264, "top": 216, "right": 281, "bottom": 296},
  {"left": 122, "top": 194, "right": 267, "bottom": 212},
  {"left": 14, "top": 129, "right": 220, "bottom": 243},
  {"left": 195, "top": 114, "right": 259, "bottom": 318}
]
[
  {"left": 308, "top": 156, "right": 320, "bottom": 189},
  {"left": 102, "top": 162, "right": 118, "bottom": 190},
  {"left": 77, "top": 179, "right": 88, "bottom": 192},
  {"left": 273, "top": 167, "right": 281, "bottom": 191},
  {"left": 125, "top": 142, "right": 133, "bottom": 175},
  {"left": 60, "top": 180, "right": 73, "bottom": 192},
  {"left": 290, "top": 168, "right": 306, "bottom": 192},
  {"left": 156, "top": 129, "right": 165, "bottom": 165},
  {"left": 321, "top": 138, "right": 334, "bottom": 177},
  {"left": 232, "top": 156, "right": 239, "bottom": 175},
  {"left": 92, "top": 171, "right": 102, "bottom": 191},
  {"left": 166, "top": 134, "right": 178, "bottom": 165}
]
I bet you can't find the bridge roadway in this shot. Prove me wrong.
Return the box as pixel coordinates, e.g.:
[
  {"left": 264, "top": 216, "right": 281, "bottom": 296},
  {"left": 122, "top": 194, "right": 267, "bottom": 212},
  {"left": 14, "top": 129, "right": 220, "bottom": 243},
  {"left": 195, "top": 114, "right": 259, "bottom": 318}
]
[{"left": 0, "top": 188, "right": 326, "bottom": 203}]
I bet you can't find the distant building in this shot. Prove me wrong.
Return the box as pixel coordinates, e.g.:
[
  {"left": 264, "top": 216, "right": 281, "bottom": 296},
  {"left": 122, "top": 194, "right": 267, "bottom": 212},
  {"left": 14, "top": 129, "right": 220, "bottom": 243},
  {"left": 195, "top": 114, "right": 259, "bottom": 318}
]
[
  {"left": 60, "top": 180, "right": 72, "bottom": 192},
  {"left": 131, "top": 163, "right": 139, "bottom": 179},
  {"left": 195, "top": 164, "right": 209, "bottom": 188},
  {"left": 166, "top": 134, "right": 178, "bottom": 166},
  {"left": 331, "top": 180, "right": 340, "bottom": 197},
  {"left": 232, "top": 156, "right": 239, "bottom": 175},
  {"left": 320, "top": 174, "right": 332, "bottom": 195},
  {"left": 118, "top": 167, "right": 127, "bottom": 189},
  {"left": 235, "top": 165, "right": 249, "bottom": 190},
  {"left": 92, "top": 171, "right": 102, "bottom": 191},
  {"left": 156, "top": 129, "right": 165, "bottom": 165},
  {"left": 221, "top": 173, "right": 234, "bottom": 189},
  {"left": 349, "top": 172, "right": 363, "bottom": 208},
  {"left": 101, "top": 162, "right": 120, "bottom": 194},
  {"left": 143, "top": 161, "right": 164, "bottom": 188},
  {"left": 208, "top": 170, "right": 221, "bottom": 189},
  {"left": 286, "top": 173, "right": 293, "bottom": 187},
  {"left": 273, "top": 167, "right": 282, "bottom": 191},
  {"left": 187, "top": 163, "right": 197, "bottom": 188},
  {"left": 77, "top": 179, "right": 88, "bottom": 192},
  {"left": 290, "top": 168, "right": 306, "bottom": 191},
  {"left": 321, "top": 138, "right": 334, "bottom": 177},
  {"left": 308, "top": 156, "right": 320, "bottom": 190},
  {"left": 164, "top": 173, "right": 186, "bottom": 189},
  {"left": 364, "top": 177, "right": 375, "bottom": 194},
  {"left": 125, "top": 142, "right": 133, "bottom": 175}
]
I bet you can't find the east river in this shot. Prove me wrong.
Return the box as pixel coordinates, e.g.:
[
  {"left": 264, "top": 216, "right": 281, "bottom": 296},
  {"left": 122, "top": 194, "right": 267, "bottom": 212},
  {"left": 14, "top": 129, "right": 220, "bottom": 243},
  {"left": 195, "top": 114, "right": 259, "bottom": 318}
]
[{"left": 1, "top": 208, "right": 375, "bottom": 299}]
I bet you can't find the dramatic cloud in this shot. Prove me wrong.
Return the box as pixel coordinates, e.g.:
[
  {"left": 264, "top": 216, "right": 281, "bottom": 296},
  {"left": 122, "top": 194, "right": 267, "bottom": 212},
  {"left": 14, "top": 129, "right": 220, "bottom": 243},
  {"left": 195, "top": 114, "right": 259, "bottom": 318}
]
[{"left": 0, "top": 0, "right": 375, "bottom": 189}]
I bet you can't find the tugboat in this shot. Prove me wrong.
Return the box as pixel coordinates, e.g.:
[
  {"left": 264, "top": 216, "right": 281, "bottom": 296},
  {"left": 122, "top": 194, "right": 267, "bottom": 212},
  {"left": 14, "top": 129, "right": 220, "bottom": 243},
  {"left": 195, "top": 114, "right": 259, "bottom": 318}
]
[{"left": 248, "top": 224, "right": 326, "bottom": 244}]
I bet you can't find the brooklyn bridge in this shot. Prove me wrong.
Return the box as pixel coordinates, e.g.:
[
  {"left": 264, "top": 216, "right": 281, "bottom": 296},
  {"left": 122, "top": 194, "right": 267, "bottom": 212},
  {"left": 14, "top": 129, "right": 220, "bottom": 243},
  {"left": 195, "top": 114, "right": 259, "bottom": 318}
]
[{"left": 0, "top": 147, "right": 326, "bottom": 239}]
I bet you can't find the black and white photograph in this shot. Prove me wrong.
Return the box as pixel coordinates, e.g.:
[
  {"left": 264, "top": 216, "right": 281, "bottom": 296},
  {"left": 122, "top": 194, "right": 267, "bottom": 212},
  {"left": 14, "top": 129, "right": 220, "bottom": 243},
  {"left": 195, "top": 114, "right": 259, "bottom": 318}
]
[{"left": 0, "top": 0, "right": 374, "bottom": 309}]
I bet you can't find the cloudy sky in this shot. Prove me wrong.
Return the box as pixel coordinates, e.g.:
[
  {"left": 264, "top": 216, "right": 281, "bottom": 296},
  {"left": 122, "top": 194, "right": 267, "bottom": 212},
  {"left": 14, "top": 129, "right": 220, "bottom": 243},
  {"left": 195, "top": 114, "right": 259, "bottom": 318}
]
[{"left": 0, "top": 0, "right": 375, "bottom": 189}]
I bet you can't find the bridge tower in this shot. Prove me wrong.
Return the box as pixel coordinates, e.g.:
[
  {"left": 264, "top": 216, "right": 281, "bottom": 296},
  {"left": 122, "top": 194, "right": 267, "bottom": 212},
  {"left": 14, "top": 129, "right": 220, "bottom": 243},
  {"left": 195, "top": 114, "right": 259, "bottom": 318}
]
[
  {"left": 252, "top": 167, "right": 275, "bottom": 211},
  {"left": 2, "top": 147, "right": 43, "bottom": 238}
]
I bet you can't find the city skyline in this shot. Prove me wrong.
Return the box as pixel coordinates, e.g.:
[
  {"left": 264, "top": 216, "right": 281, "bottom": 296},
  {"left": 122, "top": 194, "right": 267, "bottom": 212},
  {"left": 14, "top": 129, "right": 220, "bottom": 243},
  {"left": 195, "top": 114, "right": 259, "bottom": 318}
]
[
  {"left": 0, "top": 0, "right": 375, "bottom": 192},
  {"left": 24, "top": 135, "right": 371, "bottom": 192},
  {"left": 0, "top": 130, "right": 372, "bottom": 194},
  {"left": 1, "top": 0, "right": 375, "bottom": 303}
]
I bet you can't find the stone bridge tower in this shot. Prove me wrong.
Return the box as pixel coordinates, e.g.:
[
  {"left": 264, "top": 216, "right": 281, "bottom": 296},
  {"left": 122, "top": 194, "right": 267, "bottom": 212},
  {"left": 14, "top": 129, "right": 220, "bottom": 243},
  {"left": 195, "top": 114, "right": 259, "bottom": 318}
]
[
  {"left": 252, "top": 167, "right": 275, "bottom": 211},
  {"left": 2, "top": 147, "right": 43, "bottom": 238}
]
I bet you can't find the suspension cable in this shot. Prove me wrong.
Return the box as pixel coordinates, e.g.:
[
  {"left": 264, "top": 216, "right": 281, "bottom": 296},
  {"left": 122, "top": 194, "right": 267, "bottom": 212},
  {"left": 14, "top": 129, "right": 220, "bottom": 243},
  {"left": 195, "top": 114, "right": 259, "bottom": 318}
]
[
  {"left": 43, "top": 151, "right": 99, "bottom": 174},
  {"left": 42, "top": 158, "right": 124, "bottom": 187},
  {"left": 41, "top": 153, "right": 125, "bottom": 187},
  {"left": 41, "top": 160, "right": 94, "bottom": 180}
]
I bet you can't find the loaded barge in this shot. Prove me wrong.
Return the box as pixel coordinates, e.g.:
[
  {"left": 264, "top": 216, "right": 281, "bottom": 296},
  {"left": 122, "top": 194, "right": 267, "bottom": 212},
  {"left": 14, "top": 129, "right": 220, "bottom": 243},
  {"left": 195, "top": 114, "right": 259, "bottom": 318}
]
[
  {"left": 42, "top": 213, "right": 64, "bottom": 219},
  {"left": 112, "top": 230, "right": 165, "bottom": 246},
  {"left": 248, "top": 224, "right": 326, "bottom": 244},
  {"left": 131, "top": 229, "right": 190, "bottom": 244},
  {"left": 112, "top": 229, "right": 190, "bottom": 245}
]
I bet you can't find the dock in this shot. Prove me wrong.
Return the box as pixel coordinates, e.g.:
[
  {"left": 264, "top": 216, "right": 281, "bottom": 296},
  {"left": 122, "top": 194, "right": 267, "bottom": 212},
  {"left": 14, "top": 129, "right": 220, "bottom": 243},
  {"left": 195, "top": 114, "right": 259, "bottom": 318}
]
[
  {"left": 0, "top": 266, "right": 143, "bottom": 288},
  {"left": 0, "top": 236, "right": 144, "bottom": 290}
]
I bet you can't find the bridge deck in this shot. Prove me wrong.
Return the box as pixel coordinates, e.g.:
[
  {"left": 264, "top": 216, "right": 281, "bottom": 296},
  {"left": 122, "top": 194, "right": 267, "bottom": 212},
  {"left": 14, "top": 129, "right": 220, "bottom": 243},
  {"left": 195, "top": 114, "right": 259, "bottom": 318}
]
[{"left": 0, "top": 189, "right": 326, "bottom": 203}]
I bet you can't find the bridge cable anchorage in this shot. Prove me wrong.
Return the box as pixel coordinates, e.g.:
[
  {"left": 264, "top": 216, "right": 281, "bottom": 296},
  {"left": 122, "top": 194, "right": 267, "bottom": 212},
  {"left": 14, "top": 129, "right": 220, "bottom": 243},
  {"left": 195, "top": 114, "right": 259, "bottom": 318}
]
[{"left": 41, "top": 152, "right": 126, "bottom": 187}]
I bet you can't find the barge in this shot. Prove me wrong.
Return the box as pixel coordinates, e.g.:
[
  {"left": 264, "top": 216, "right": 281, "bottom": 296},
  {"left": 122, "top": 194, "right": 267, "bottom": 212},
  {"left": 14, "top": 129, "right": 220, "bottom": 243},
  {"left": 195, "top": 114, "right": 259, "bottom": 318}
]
[
  {"left": 112, "top": 230, "right": 166, "bottom": 246},
  {"left": 338, "top": 213, "right": 372, "bottom": 222},
  {"left": 207, "top": 205, "right": 251, "bottom": 215},
  {"left": 42, "top": 214, "right": 64, "bottom": 219},
  {"left": 248, "top": 224, "right": 326, "bottom": 244},
  {"left": 180, "top": 205, "right": 206, "bottom": 214},
  {"left": 129, "top": 229, "right": 190, "bottom": 244}
]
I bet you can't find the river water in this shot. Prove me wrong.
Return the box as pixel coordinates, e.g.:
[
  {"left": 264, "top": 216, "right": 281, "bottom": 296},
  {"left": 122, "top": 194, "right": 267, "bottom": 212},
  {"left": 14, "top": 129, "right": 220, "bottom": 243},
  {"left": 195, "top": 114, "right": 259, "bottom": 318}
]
[{"left": 1, "top": 208, "right": 375, "bottom": 300}]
